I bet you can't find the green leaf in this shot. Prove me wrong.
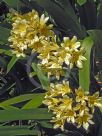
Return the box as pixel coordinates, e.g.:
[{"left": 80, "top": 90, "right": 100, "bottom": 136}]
[
  {"left": 0, "top": 49, "right": 5, "bottom": 54},
  {"left": 0, "top": 126, "right": 38, "bottom": 136},
  {"left": 0, "top": 41, "right": 4, "bottom": 45},
  {"left": 0, "top": 108, "right": 52, "bottom": 122},
  {"left": 78, "top": 0, "right": 97, "bottom": 29},
  {"left": 40, "top": 121, "right": 53, "bottom": 128},
  {"left": 32, "top": 0, "right": 85, "bottom": 38},
  {"left": 79, "top": 37, "right": 94, "bottom": 92},
  {"left": 7, "top": 55, "right": 19, "bottom": 73},
  {"left": 0, "top": 105, "right": 19, "bottom": 110},
  {"left": 77, "top": 0, "right": 87, "bottom": 6},
  {"left": 22, "top": 93, "right": 45, "bottom": 109},
  {"left": 0, "top": 93, "right": 44, "bottom": 107},
  {"left": 97, "top": 1, "right": 102, "bottom": 29},
  {"left": 57, "top": 0, "right": 84, "bottom": 36},
  {"left": 87, "top": 29, "right": 102, "bottom": 69},
  {"left": 4, "top": 50, "right": 13, "bottom": 56},
  {"left": 0, "top": 26, "right": 10, "bottom": 43},
  {"left": 3, "top": 0, "right": 22, "bottom": 9},
  {"left": 32, "top": 63, "right": 49, "bottom": 90}
]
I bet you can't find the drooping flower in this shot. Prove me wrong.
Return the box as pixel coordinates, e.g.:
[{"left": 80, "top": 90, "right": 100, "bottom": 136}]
[
  {"left": 61, "top": 36, "right": 81, "bottom": 52},
  {"left": 59, "top": 96, "right": 73, "bottom": 110},
  {"left": 51, "top": 117, "right": 66, "bottom": 131},
  {"left": 38, "top": 14, "right": 54, "bottom": 37},
  {"left": 43, "top": 97, "right": 60, "bottom": 110},
  {"left": 75, "top": 87, "right": 88, "bottom": 103},
  {"left": 88, "top": 92, "right": 102, "bottom": 110},
  {"left": 69, "top": 48, "right": 86, "bottom": 69},
  {"left": 65, "top": 109, "right": 76, "bottom": 123},
  {"left": 74, "top": 102, "right": 89, "bottom": 115},
  {"left": 76, "top": 112, "right": 94, "bottom": 130}
]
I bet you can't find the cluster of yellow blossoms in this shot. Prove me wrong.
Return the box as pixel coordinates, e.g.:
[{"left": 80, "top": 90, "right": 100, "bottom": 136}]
[
  {"left": 8, "top": 10, "right": 86, "bottom": 80},
  {"left": 8, "top": 10, "right": 54, "bottom": 57},
  {"left": 43, "top": 81, "right": 102, "bottom": 130},
  {"left": 8, "top": 10, "right": 102, "bottom": 131}
]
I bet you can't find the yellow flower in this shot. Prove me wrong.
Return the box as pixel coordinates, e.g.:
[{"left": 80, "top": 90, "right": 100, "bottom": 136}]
[
  {"left": 12, "top": 19, "right": 28, "bottom": 37},
  {"left": 38, "top": 41, "right": 59, "bottom": 59},
  {"left": 54, "top": 47, "right": 71, "bottom": 66},
  {"left": 24, "top": 10, "right": 39, "bottom": 28},
  {"left": 9, "top": 10, "right": 55, "bottom": 57},
  {"left": 51, "top": 105, "right": 76, "bottom": 130},
  {"left": 38, "top": 14, "right": 54, "bottom": 37},
  {"left": 52, "top": 106, "right": 62, "bottom": 115},
  {"left": 61, "top": 36, "right": 81, "bottom": 51},
  {"left": 53, "top": 36, "right": 86, "bottom": 69},
  {"left": 43, "top": 97, "right": 60, "bottom": 110},
  {"left": 56, "top": 81, "right": 71, "bottom": 95},
  {"left": 88, "top": 92, "right": 102, "bottom": 108},
  {"left": 44, "top": 81, "right": 71, "bottom": 101},
  {"left": 74, "top": 102, "right": 89, "bottom": 115},
  {"left": 52, "top": 98, "right": 74, "bottom": 119},
  {"left": 76, "top": 112, "right": 94, "bottom": 130},
  {"left": 54, "top": 108, "right": 76, "bottom": 124},
  {"left": 11, "top": 50, "right": 26, "bottom": 57},
  {"left": 61, "top": 109, "right": 76, "bottom": 123},
  {"left": 47, "top": 68, "right": 64, "bottom": 80},
  {"left": 51, "top": 117, "right": 66, "bottom": 131},
  {"left": 28, "top": 36, "right": 45, "bottom": 52},
  {"left": 8, "top": 34, "right": 28, "bottom": 56},
  {"left": 75, "top": 87, "right": 87, "bottom": 103},
  {"left": 70, "top": 48, "right": 86, "bottom": 69},
  {"left": 54, "top": 69, "right": 65, "bottom": 80},
  {"left": 59, "top": 96, "right": 73, "bottom": 110},
  {"left": 40, "top": 14, "right": 49, "bottom": 25},
  {"left": 38, "top": 41, "right": 65, "bottom": 79},
  {"left": 49, "top": 81, "right": 71, "bottom": 97}
]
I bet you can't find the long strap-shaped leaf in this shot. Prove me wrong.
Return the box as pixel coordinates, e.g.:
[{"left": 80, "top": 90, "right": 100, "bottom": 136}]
[
  {"left": 0, "top": 26, "right": 10, "bottom": 43},
  {"left": 32, "top": 63, "right": 49, "bottom": 90},
  {"left": 3, "top": 0, "right": 23, "bottom": 9},
  {"left": 0, "top": 126, "right": 38, "bottom": 136},
  {"left": 0, "top": 108, "right": 52, "bottom": 122},
  {"left": 88, "top": 29, "right": 102, "bottom": 69},
  {"left": 31, "top": 0, "right": 85, "bottom": 38},
  {"left": 97, "top": 0, "right": 102, "bottom": 29},
  {"left": 0, "top": 93, "right": 44, "bottom": 107},
  {"left": 79, "top": 36, "right": 94, "bottom": 92},
  {"left": 7, "top": 55, "right": 19, "bottom": 73},
  {"left": 22, "top": 93, "right": 45, "bottom": 109}
]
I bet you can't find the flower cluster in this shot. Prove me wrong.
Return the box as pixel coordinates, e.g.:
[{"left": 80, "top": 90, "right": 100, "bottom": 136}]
[
  {"left": 8, "top": 10, "right": 101, "bottom": 131},
  {"left": 38, "top": 36, "right": 86, "bottom": 79},
  {"left": 8, "top": 10, "right": 54, "bottom": 57},
  {"left": 43, "top": 82, "right": 102, "bottom": 130},
  {"left": 8, "top": 10, "right": 86, "bottom": 79}
]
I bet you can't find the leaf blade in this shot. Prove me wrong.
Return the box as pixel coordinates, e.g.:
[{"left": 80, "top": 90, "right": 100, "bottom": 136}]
[
  {"left": 0, "top": 108, "right": 52, "bottom": 122},
  {"left": 32, "top": 63, "right": 49, "bottom": 90},
  {"left": 79, "top": 36, "right": 94, "bottom": 92},
  {"left": 22, "top": 93, "right": 45, "bottom": 109},
  {"left": 0, "top": 93, "right": 44, "bottom": 107},
  {"left": 7, "top": 55, "right": 19, "bottom": 73},
  {"left": 0, "top": 125, "right": 38, "bottom": 136},
  {"left": 0, "top": 26, "right": 10, "bottom": 43}
]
